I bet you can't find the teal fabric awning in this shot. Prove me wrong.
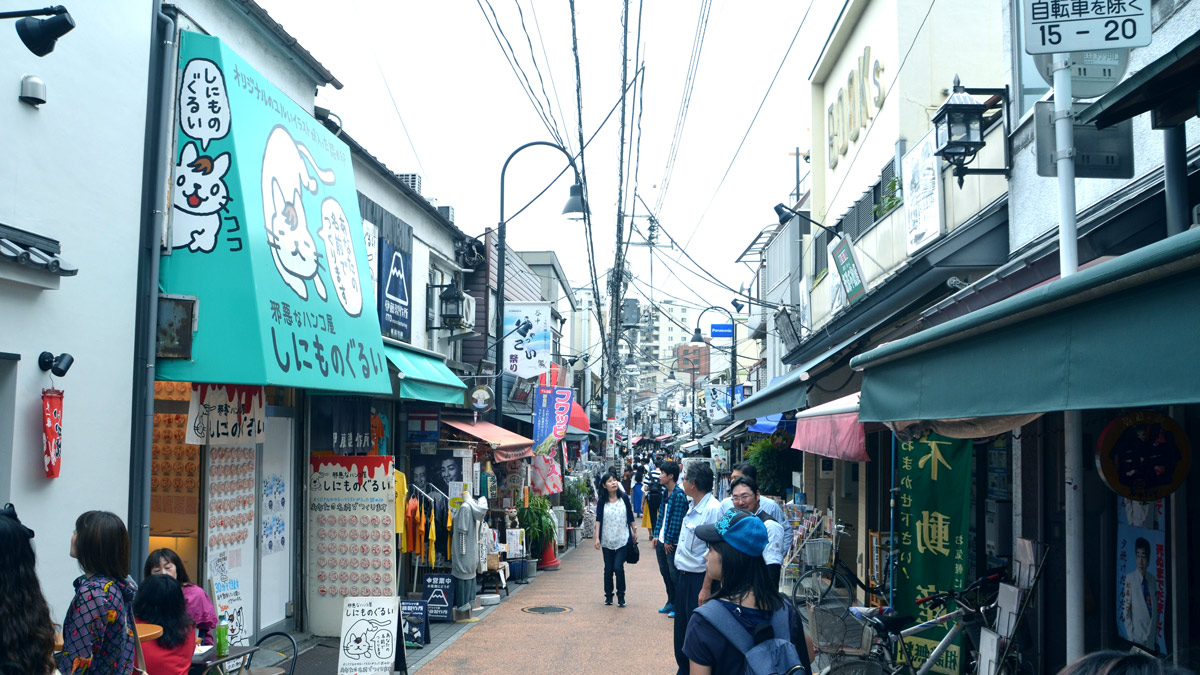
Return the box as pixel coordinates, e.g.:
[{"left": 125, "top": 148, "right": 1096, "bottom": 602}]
[
  {"left": 383, "top": 345, "right": 466, "bottom": 405},
  {"left": 732, "top": 374, "right": 807, "bottom": 421},
  {"left": 852, "top": 228, "right": 1200, "bottom": 422}
]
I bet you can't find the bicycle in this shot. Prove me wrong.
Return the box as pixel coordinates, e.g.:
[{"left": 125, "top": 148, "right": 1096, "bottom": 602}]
[
  {"left": 792, "top": 522, "right": 888, "bottom": 627},
  {"left": 819, "top": 572, "right": 1003, "bottom": 675}
]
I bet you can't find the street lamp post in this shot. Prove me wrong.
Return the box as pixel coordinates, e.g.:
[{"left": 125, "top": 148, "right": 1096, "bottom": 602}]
[
  {"left": 495, "top": 141, "right": 587, "bottom": 428},
  {"left": 691, "top": 306, "right": 737, "bottom": 416}
]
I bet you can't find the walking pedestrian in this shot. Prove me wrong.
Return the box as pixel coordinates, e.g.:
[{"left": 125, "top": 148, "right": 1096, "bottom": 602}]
[
  {"left": 672, "top": 461, "right": 724, "bottom": 675},
  {"left": 0, "top": 504, "right": 57, "bottom": 675},
  {"left": 132, "top": 574, "right": 196, "bottom": 675},
  {"left": 594, "top": 470, "right": 636, "bottom": 607},
  {"left": 719, "top": 462, "right": 792, "bottom": 546},
  {"left": 684, "top": 509, "right": 813, "bottom": 675},
  {"left": 58, "top": 510, "right": 138, "bottom": 675},
  {"left": 644, "top": 458, "right": 663, "bottom": 532},
  {"left": 726, "top": 476, "right": 788, "bottom": 589},
  {"left": 632, "top": 458, "right": 647, "bottom": 518},
  {"left": 143, "top": 548, "right": 217, "bottom": 644},
  {"left": 652, "top": 460, "right": 687, "bottom": 618}
]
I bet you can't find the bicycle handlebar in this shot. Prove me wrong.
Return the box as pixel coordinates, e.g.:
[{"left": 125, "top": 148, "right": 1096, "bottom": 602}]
[{"left": 914, "top": 572, "right": 1004, "bottom": 606}]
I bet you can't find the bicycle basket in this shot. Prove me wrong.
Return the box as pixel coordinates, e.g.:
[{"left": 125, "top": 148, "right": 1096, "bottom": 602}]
[
  {"left": 809, "top": 605, "right": 873, "bottom": 657},
  {"left": 824, "top": 657, "right": 886, "bottom": 675},
  {"left": 803, "top": 538, "right": 834, "bottom": 566}
]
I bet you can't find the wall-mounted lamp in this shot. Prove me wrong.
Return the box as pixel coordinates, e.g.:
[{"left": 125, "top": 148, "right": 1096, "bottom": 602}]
[
  {"left": 932, "top": 75, "right": 1012, "bottom": 188},
  {"left": 38, "top": 351, "right": 73, "bottom": 377},
  {"left": 1, "top": 5, "right": 75, "bottom": 57},
  {"left": 427, "top": 281, "right": 466, "bottom": 330}
]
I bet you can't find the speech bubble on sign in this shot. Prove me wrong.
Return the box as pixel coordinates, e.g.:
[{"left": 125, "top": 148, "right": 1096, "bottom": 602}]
[
  {"left": 319, "top": 198, "right": 363, "bottom": 317},
  {"left": 178, "top": 58, "right": 230, "bottom": 150}
]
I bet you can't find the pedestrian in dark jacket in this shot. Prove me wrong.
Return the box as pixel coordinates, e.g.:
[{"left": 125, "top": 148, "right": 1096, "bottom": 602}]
[{"left": 595, "top": 470, "right": 636, "bottom": 607}]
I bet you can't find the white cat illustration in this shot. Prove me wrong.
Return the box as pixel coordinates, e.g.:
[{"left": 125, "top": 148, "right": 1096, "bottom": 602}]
[
  {"left": 261, "top": 125, "right": 336, "bottom": 300},
  {"left": 171, "top": 141, "right": 232, "bottom": 252}
]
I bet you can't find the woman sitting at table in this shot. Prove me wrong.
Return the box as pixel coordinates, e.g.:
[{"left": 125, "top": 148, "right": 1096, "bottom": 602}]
[
  {"left": 132, "top": 575, "right": 196, "bottom": 675},
  {"left": 0, "top": 504, "right": 57, "bottom": 675},
  {"left": 143, "top": 549, "right": 216, "bottom": 645},
  {"left": 58, "top": 510, "right": 137, "bottom": 675}
]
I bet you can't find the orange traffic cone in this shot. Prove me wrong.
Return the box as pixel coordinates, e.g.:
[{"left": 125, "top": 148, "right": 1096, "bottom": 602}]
[{"left": 536, "top": 537, "right": 561, "bottom": 571}]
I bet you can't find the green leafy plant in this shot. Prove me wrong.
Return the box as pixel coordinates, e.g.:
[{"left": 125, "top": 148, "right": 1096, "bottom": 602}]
[
  {"left": 516, "top": 495, "right": 556, "bottom": 556},
  {"left": 872, "top": 176, "right": 903, "bottom": 219},
  {"left": 562, "top": 480, "right": 585, "bottom": 523},
  {"left": 745, "top": 437, "right": 789, "bottom": 496}
]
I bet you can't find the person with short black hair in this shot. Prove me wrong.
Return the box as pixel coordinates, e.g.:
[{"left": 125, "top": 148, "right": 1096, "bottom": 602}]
[
  {"left": 133, "top": 575, "right": 196, "bottom": 675},
  {"left": 594, "top": 470, "right": 636, "bottom": 607},
  {"left": 672, "top": 461, "right": 724, "bottom": 675},
  {"left": 684, "top": 509, "right": 812, "bottom": 675},
  {"left": 0, "top": 504, "right": 56, "bottom": 675},
  {"left": 58, "top": 510, "right": 138, "bottom": 675},
  {"left": 720, "top": 462, "right": 792, "bottom": 549},
  {"left": 1058, "top": 650, "right": 1191, "bottom": 675},
  {"left": 727, "top": 476, "right": 788, "bottom": 588},
  {"left": 653, "top": 461, "right": 687, "bottom": 617},
  {"left": 644, "top": 459, "right": 664, "bottom": 532}
]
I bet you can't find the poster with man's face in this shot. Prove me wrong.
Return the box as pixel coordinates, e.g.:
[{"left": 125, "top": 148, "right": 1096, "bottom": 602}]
[
  {"left": 411, "top": 450, "right": 464, "bottom": 496},
  {"left": 1115, "top": 522, "right": 1166, "bottom": 653}
]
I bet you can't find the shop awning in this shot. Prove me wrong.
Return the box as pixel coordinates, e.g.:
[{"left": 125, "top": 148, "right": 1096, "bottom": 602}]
[
  {"left": 749, "top": 414, "right": 782, "bottom": 434},
  {"left": 791, "top": 393, "right": 868, "bottom": 462},
  {"left": 632, "top": 435, "right": 644, "bottom": 445},
  {"left": 383, "top": 345, "right": 466, "bottom": 405},
  {"left": 715, "top": 420, "right": 746, "bottom": 440},
  {"left": 569, "top": 402, "right": 589, "bottom": 432},
  {"left": 442, "top": 419, "right": 534, "bottom": 462},
  {"left": 852, "top": 227, "right": 1200, "bottom": 422},
  {"left": 655, "top": 434, "right": 673, "bottom": 441},
  {"left": 1077, "top": 27, "right": 1200, "bottom": 130},
  {"left": 156, "top": 32, "right": 390, "bottom": 396},
  {"left": 732, "top": 373, "right": 807, "bottom": 421}
]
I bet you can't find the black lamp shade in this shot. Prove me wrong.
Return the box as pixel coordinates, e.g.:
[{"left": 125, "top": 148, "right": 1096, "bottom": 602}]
[
  {"left": 933, "top": 76, "right": 986, "bottom": 160},
  {"left": 690, "top": 327, "right": 704, "bottom": 343},
  {"left": 438, "top": 283, "right": 464, "bottom": 325},
  {"left": 16, "top": 11, "right": 75, "bottom": 57}
]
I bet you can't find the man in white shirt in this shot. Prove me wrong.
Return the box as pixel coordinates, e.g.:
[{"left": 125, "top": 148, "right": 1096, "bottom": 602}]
[
  {"left": 1122, "top": 536, "right": 1159, "bottom": 649},
  {"left": 672, "top": 461, "right": 724, "bottom": 675},
  {"left": 729, "top": 476, "right": 787, "bottom": 588},
  {"left": 719, "top": 462, "right": 792, "bottom": 545}
]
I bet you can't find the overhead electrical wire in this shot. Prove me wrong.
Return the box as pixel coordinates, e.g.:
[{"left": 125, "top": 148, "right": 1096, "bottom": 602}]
[
  {"left": 681, "top": 0, "right": 815, "bottom": 248},
  {"left": 476, "top": 0, "right": 565, "bottom": 146},
  {"left": 513, "top": 0, "right": 567, "bottom": 148},
  {"left": 529, "top": 0, "right": 575, "bottom": 155},
  {"left": 654, "top": 0, "right": 713, "bottom": 216}
]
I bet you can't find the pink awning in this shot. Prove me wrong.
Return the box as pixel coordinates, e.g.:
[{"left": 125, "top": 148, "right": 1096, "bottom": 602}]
[
  {"left": 442, "top": 419, "right": 534, "bottom": 462},
  {"left": 568, "top": 402, "right": 589, "bottom": 433},
  {"left": 632, "top": 435, "right": 644, "bottom": 445},
  {"left": 791, "top": 393, "right": 869, "bottom": 462}
]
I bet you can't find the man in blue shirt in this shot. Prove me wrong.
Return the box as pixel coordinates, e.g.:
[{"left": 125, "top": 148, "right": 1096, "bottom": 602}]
[
  {"left": 651, "top": 460, "right": 687, "bottom": 617},
  {"left": 719, "top": 462, "right": 792, "bottom": 546},
  {"left": 672, "top": 461, "right": 724, "bottom": 675}
]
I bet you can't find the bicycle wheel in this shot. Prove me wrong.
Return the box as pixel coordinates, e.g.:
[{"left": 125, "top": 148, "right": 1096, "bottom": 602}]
[{"left": 793, "top": 568, "right": 854, "bottom": 626}]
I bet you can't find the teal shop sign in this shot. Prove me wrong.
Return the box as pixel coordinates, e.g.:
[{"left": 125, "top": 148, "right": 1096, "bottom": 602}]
[{"left": 158, "top": 31, "right": 390, "bottom": 394}]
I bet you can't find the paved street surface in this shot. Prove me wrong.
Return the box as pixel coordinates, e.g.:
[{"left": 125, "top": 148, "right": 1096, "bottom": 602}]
[{"left": 419, "top": 526, "right": 675, "bottom": 674}]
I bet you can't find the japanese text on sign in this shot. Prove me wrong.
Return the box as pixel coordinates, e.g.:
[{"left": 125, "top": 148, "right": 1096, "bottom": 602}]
[{"left": 1024, "top": 0, "right": 1150, "bottom": 54}]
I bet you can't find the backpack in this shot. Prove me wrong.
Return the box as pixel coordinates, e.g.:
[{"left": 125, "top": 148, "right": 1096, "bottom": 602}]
[{"left": 694, "top": 601, "right": 807, "bottom": 675}]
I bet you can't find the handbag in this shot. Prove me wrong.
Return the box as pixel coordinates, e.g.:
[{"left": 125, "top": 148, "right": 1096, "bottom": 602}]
[{"left": 625, "top": 538, "right": 640, "bottom": 565}]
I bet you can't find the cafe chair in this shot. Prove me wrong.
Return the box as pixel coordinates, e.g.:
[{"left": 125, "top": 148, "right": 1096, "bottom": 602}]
[{"left": 244, "top": 632, "right": 298, "bottom": 675}]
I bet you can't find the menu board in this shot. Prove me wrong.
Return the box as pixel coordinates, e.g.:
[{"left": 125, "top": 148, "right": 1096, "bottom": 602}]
[{"left": 308, "top": 456, "right": 397, "bottom": 636}]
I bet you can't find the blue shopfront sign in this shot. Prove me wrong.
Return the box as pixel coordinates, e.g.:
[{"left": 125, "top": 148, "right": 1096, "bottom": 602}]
[{"left": 364, "top": 198, "right": 414, "bottom": 343}]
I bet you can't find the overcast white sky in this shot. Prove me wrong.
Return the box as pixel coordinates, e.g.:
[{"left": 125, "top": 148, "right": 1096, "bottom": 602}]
[{"left": 255, "top": 0, "right": 841, "bottom": 319}]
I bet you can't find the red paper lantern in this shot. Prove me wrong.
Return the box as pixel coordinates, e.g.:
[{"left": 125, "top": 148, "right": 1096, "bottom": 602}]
[{"left": 42, "top": 388, "right": 63, "bottom": 478}]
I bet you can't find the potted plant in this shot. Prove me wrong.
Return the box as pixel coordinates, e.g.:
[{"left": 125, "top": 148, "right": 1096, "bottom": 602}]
[
  {"left": 516, "top": 495, "right": 558, "bottom": 569},
  {"left": 745, "top": 437, "right": 789, "bottom": 496},
  {"left": 562, "top": 481, "right": 585, "bottom": 526}
]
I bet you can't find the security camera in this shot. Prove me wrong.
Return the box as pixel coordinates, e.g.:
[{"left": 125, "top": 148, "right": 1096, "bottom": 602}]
[{"left": 38, "top": 351, "right": 74, "bottom": 377}]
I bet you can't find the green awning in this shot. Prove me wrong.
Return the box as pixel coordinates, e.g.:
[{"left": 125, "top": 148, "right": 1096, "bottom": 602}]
[
  {"left": 156, "top": 32, "right": 390, "bottom": 395},
  {"left": 1077, "top": 27, "right": 1200, "bottom": 129},
  {"left": 383, "top": 345, "right": 466, "bottom": 405},
  {"left": 732, "top": 372, "right": 807, "bottom": 421},
  {"left": 852, "top": 228, "right": 1200, "bottom": 422}
]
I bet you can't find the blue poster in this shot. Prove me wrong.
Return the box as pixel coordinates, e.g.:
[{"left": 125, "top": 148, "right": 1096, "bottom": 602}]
[
  {"left": 377, "top": 220, "right": 412, "bottom": 342},
  {"left": 532, "top": 386, "right": 574, "bottom": 455}
]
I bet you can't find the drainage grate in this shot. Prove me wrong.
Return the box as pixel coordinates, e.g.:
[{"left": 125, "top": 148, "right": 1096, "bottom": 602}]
[{"left": 520, "top": 605, "right": 572, "bottom": 615}]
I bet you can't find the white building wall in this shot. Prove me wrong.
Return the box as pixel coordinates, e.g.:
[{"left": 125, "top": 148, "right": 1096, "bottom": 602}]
[
  {"left": 0, "top": 2, "right": 152, "bottom": 618},
  {"left": 1004, "top": 0, "right": 1200, "bottom": 251}
]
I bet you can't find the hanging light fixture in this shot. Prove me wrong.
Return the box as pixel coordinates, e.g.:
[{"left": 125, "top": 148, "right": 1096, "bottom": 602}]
[{"left": 931, "top": 75, "right": 1012, "bottom": 188}]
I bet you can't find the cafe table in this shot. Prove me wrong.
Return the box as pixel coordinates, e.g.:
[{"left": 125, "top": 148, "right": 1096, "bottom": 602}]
[
  {"left": 191, "top": 644, "right": 259, "bottom": 674},
  {"left": 54, "top": 623, "right": 162, "bottom": 651}
]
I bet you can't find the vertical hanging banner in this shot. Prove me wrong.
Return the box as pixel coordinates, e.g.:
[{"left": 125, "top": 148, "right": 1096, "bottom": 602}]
[
  {"left": 41, "top": 388, "right": 63, "bottom": 478},
  {"left": 186, "top": 384, "right": 266, "bottom": 446},
  {"left": 158, "top": 32, "right": 389, "bottom": 394},
  {"left": 502, "top": 302, "right": 551, "bottom": 379},
  {"left": 894, "top": 433, "right": 971, "bottom": 674},
  {"left": 373, "top": 211, "right": 413, "bottom": 343},
  {"left": 530, "top": 386, "right": 572, "bottom": 495},
  {"left": 308, "top": 456, "right": 397, "bottom": 637}
]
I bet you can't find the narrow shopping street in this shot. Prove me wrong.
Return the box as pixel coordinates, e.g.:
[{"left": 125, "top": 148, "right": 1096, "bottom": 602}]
[{"left": 417, "top": 528, "right": 675, "bottom": 674}]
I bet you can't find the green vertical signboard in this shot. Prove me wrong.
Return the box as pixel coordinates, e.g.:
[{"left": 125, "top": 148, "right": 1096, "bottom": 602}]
[
  {"left": 894, "top": 432, "right": 971, "bottom": 673},
  {"left": 158, "top": 32, "right": 389, "bottom": 394},
  {"left": 830, "top": 237, "right": 866, "bottom": 304}
]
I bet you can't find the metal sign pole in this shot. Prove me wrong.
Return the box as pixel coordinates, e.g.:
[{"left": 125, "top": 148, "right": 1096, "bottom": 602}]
[{"left": 1051, "top": 52, "right": 1085, "bottom": 665}]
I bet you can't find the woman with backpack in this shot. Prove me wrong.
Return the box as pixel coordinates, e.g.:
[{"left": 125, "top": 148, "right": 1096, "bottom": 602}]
[{"left": 684, "top": 509, "right": 813, "bottom": 675}]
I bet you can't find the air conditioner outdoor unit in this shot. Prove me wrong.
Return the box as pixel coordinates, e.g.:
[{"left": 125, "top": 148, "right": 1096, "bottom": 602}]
[{"left": 460, "top": 293, "right": 477, "bottom": 330}]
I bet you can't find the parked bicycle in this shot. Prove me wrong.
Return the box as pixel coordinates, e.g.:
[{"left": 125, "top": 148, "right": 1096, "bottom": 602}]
[
  {"left": 792, "top": 522, "right": 888, "bottom": 627},
  {"left": 818, "top": 571, "right": 1003, "bottom": 675}
]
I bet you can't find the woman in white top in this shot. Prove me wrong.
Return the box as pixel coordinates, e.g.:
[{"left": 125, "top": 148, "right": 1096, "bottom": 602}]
[{"left": 594, "top": 469, "right": 637, "bottom": 606}]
